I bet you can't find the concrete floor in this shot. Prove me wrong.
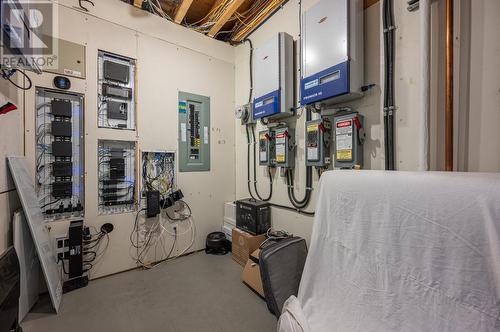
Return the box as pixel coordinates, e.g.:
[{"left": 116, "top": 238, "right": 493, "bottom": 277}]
[{"left": 22, "top": 252, "right": 277, "bottom": 332}]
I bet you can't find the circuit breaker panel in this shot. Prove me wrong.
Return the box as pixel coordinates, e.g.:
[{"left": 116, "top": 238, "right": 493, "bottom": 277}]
[
  {"left": 259, "top": 129, "right": 275, "bottom": 167},
  {"left": 35, "top": 88, "right": 84, "bottom": 220},
  {"left": 274, "top": 127, "right": 295, "bottom": 168},
  {"left": 306, "top": 119, "right": 331, "bottom": 167},
  {"left": 141, "top": 151, "right": 176, "bottom": 202},
  {"left": 98, "top": 140, "right": 136, "bottom": 214},
  {"left": 98, "top": 51, "right": 136, "bottom": 130},
  {"left": 178, "top": 92, "right": 210, "bottom": 172},
  {"left": 333, "top": 113, "right": 365, "bottom": 169}
]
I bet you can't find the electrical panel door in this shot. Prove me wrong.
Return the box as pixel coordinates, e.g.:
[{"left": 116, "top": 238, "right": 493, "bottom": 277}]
[
  {"left": 35, "top": 88, "right": 84, "bottom": 220},
  {"left": 178, "top": 92, "right": 210, "bottom": 172}
]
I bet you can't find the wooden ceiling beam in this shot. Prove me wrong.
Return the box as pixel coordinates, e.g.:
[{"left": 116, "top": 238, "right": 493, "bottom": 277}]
[
  {"left": 232, "top": 0, "right": 285, "bottom": 42},
  {"left": 208, "top": 0, "right": 246, "bottom": 37},
  {"left": 174, "top": 0, "right": 194, "bottom": 23},
  {"left": 133, "top": 0, "right": 143, "bottom": 9}
]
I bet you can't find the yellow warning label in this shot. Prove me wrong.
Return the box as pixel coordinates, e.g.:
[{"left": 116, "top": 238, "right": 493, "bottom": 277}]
[
  {"left": 336, "top": 150, "right": 352, "bottom": 161},
  {"left": 259, "top": 133, "right": 267, "bottom": 140},
  {"left": 307, "top": 123, "right": 318, "bottom": 132},
  {"left": 276, "top": 155, "right": 285, "bottom": 163}
]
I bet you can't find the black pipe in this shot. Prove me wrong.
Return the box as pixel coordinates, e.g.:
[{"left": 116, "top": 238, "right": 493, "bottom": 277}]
[
  {"left": 383, "top": 0, "right": 396, "bottom": 170},
  {"left": 251, "top": 124, "right": 272, "bottom": 201},
  {"left": 246, "top": 124, "right": 256, "bottom": 200}
]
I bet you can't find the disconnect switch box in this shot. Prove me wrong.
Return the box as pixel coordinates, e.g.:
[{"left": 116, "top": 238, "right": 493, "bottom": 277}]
[
  {"left": 306, "top": 119, "right": 331, "bottom": 167},
  {"left": 333, "top": 112, "right": 365, "bottom": 169},
  {"left": 259, "top": 129, "right": 275, "bottom": 167},
  {"left": 274, "top": 127, "right": 295, "bottom": 168}
]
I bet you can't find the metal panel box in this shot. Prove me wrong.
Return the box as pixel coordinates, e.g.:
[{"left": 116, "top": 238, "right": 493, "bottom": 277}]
[
  {"left": 178, "top": 92, "right": 211, "bottom": 172},
  {"left": 305, "top": 118, "right": 331, "bottom": 167},
  {"left": 301, "top": 0, "right": 364, "bottom": 105},
  {"left": 333, "top": 112, "right": 364, "bottom": 169},
  {"left": 259, "top": 129, "right": 275, "bottom": 167},
  {"left": 253, "top": 33, "right": 294, "bottom": 120},
  {"left": 274, "top": 127, "right": 295, "bottom": 168}
]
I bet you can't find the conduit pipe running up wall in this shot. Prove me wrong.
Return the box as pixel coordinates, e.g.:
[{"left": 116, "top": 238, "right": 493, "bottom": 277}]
[
  {"left": 445, "top": 0, "right": 454, "bottom": 171},
  {"left": 419, "top": 0, "right": 431, "bottom": 171}
]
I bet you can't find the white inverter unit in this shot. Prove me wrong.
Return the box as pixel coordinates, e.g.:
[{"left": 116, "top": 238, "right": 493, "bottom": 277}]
[
  {"left": 253, "top": 32, "right": 294, "bottom": 120},
  {"left": 300, "top": 0, "right": 364, "bottom": 106}
]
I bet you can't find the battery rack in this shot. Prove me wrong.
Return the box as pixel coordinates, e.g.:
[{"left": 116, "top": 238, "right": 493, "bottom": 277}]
[
  {"left": 97, "top": 51, "right": 136, "bottom": 130},
  {"left": 141, "top": 151, "right": 176, "bottom": 202},
  {"left": 35, "top": 88, "right": 85, "bottom": 220},
  {"left": 98, "top": 140, "right": 136, "bottom": 214}
]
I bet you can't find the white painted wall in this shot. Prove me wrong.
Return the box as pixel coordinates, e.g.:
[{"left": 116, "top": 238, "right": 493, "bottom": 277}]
[{"left": 0, "top": 0, "right": 235, "bottom": 278}]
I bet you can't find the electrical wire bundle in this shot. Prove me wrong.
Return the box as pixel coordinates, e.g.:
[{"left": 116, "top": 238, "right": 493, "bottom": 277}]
[
  {"left": 383, "top": 0, "right": 396, "bottom": 170},
  {"left": 142, "top": 152, "right": 175, "bottom": 199},
  {"left": 57, "top": 226, "right": 110, "bottom": 276},
  {"left": 226, "top": 0, "right": 284, "bottom": 41},
  {"left": 129, "top": 200, "right": 196, "bottom": 269}
]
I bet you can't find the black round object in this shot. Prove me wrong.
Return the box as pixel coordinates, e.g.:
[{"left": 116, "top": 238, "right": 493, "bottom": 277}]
[
  {"left": 53, "top": 76, "right": 71, "bottom": 90},
  {"left": 205, "top": 232, "right": 230, "bottom": 255}
]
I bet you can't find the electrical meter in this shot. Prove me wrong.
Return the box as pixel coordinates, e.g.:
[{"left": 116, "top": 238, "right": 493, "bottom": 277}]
[
  {"left": 306, "top": 119, "right": 331, "bottom": 167},
  {"left": 333, "top": 112, "right": 365, "bottom": 169},
  {"left": 259, "top": 130, "right": 275, "bottom": 166},
  {"left": 274, "top": 127, "right": 295, "bottom": 168}
]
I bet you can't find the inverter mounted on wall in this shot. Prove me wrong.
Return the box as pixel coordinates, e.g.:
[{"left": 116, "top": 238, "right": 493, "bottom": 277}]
[
  {"left": 253, "top": 32, "right": 294, "bottom": 120},
  {"left": 301, "top": 0, "right": 364, "bottom": 106}
]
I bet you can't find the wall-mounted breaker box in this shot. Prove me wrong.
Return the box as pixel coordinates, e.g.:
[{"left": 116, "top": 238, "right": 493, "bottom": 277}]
[
  {"left": 274, "top": 127, "right": 295, "bottom": 168},
  {"left": 301, "top": 0, "right": 364, "bottom": 106},
  {"left": 259, "top": 129, "right": 275, "bottom": 167},
  {"left": 305, "top": 119, "right": 331, "bottom": 167},
  {"left": 333, "top": 112, "right": 365, "bottom": 169},
  {"left": 253, "top": 32, "right": 294, "bottom": 120},
  {"left": 178, "top": 92, "right": 210, "bottom": 172}
]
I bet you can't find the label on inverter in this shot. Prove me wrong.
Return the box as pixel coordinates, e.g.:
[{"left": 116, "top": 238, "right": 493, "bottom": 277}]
[{"left": 336, "top": 120, "right": 353, "bottom": 161}]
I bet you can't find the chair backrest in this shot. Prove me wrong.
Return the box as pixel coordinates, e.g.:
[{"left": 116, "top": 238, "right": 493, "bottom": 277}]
[{"left": 0, "top": 247, "right": 20, "bottom": 332}]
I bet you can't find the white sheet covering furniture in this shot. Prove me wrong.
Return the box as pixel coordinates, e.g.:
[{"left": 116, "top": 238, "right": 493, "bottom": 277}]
[{"left": 278, "top": 171, "right": 500, "bottom": 332}]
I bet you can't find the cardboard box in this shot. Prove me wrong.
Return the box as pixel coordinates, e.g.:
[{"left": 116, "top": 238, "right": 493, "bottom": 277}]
[
  {"left": 232, "top": 228, "right": 266, "bottom": 266},
  {"left": 241, "top": 249, "right": 265, "bottom": 298}
]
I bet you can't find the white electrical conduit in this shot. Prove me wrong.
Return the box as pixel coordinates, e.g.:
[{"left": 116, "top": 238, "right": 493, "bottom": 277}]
[{"left": 419, "top": 0, "right": 431, "bottom": 171}]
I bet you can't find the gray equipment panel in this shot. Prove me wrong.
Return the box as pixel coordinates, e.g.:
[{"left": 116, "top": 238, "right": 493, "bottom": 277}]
[
  {"left": 274, "top": 127, "right": 295, "bottom": 168},
  {"left": 259, "top": 129, "right": 275, "bottom": 167},
  {"left": 333, "top": 112, "right": 364, "bottom": 169},
  {"left": 305, "top": 118, "right": 331, "bottom": 167},
  {"left": 8, "top": 157, "right": 63, "bottom": 313},
  {"left": 178, "top": 92, "right": 211, "bottom": 172}
]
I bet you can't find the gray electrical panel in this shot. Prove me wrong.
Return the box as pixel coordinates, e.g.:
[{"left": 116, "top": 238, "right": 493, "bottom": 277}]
[
  {"left": 333, "top": 112, "right": 365, "bottom": 169},
  {"left": 306, "top": 118, "right": 331, "bottom": 167},
  {"left": 274, "top": 127, "right": 295, "bottom": 168},
  {"left": 178, "top": 92, "right": 210, "bottom": 172},
  {"left": 259, "top": 129, "right": 275, "bottom": 166}
]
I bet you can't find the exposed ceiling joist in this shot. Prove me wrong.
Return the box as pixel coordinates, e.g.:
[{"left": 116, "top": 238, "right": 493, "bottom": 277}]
[
  {"left": 133, "top": 0, "right": 142, "bottom": 9},
  {"left": 207, "top": 0, "right": 246, "bottom": 38},
  {"left": 232, "top": 0, "right": 286, "bottom": 42},
  {"left": 174, "top": 0, "right": 194, "bottom": 23}
]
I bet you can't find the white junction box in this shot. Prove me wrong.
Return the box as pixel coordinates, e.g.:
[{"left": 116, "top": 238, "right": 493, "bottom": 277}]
[
  {"left": 253, "top": 32, "right": 294, "bottom": 120},
  {"left": 301, "top": 0, "right": 364, "bottom": 106}
]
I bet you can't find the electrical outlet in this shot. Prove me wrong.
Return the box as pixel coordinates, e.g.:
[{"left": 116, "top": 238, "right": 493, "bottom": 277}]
[{"left": 54, "top": 235, "right": 69, "bottom": 262}]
